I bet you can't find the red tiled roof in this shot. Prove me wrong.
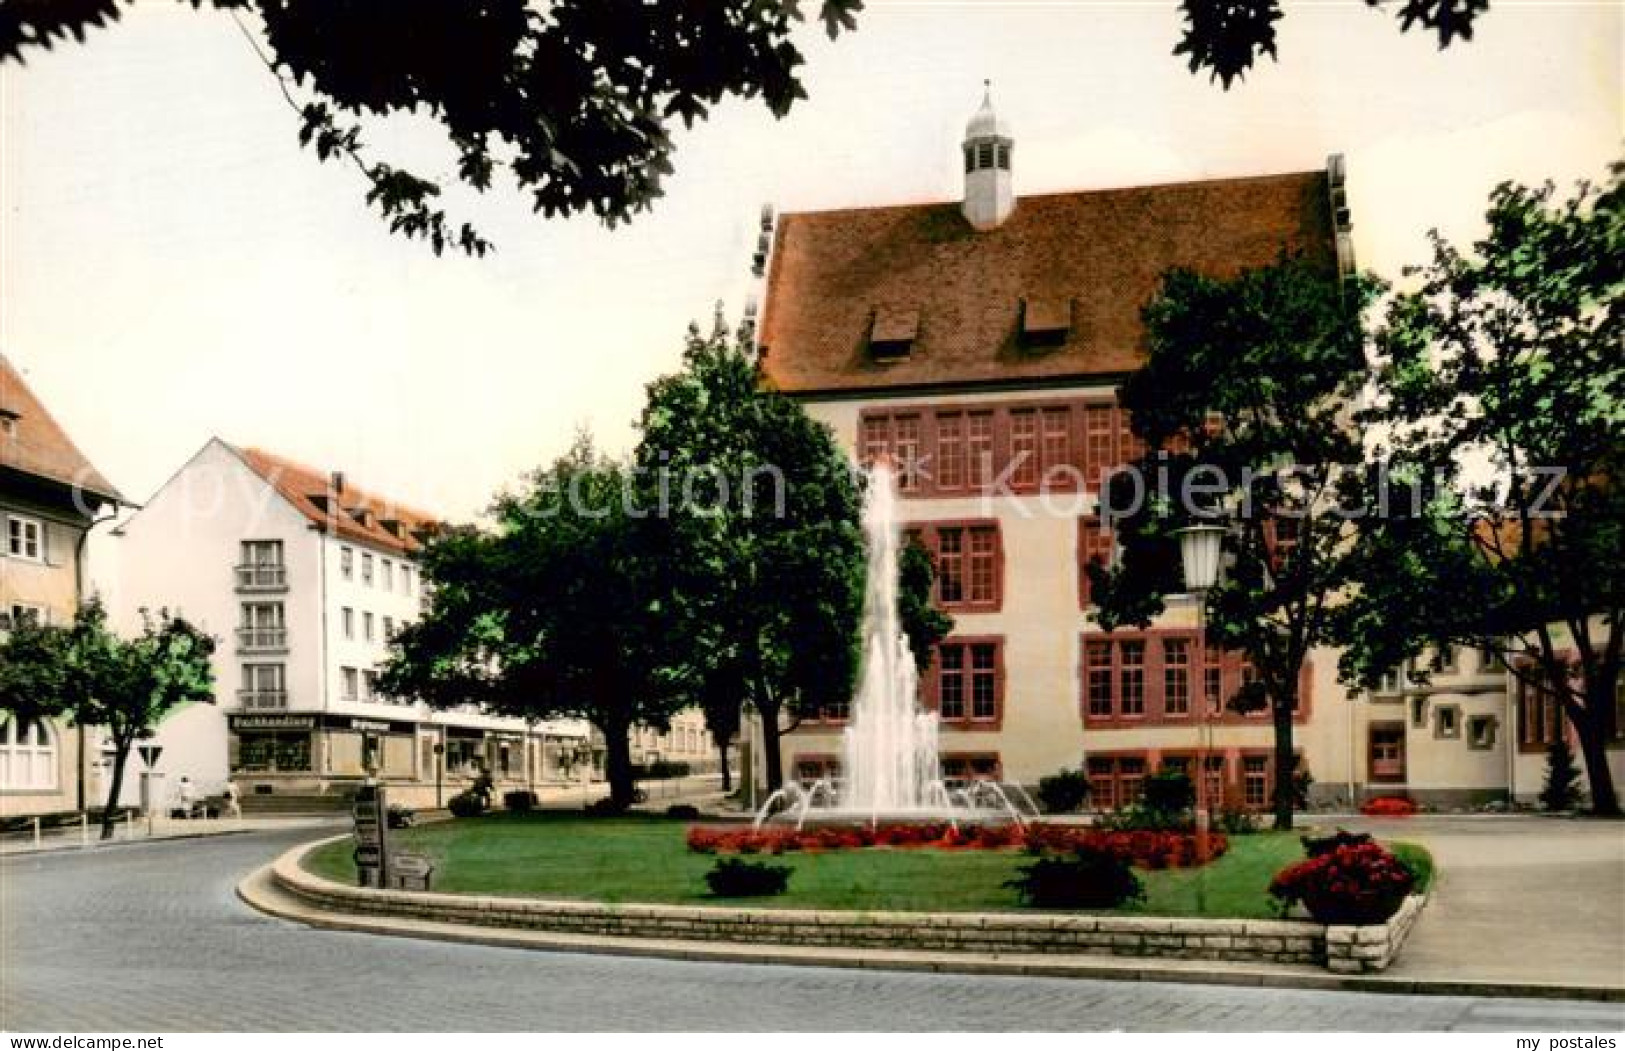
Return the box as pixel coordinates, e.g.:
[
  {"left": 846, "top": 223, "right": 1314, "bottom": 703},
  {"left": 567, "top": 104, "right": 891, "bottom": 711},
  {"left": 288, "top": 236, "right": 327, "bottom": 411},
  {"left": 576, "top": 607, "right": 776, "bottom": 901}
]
[
  {"left": 233, "top": 445, "right": 438, "bottom": 556},
  {"left": 759, "top": 170, "right": 1336, "bottom": 395},
  {"left": 0, "top": 353, "right": 123, "bottom": 505}
]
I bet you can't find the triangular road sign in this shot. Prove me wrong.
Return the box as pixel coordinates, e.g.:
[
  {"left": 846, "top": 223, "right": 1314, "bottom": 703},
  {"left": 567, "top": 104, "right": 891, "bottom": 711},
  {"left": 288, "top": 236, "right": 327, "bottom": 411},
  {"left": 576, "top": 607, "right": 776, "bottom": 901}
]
[{"left": 137, "top": 744, "right": 163, "bottom": 768}]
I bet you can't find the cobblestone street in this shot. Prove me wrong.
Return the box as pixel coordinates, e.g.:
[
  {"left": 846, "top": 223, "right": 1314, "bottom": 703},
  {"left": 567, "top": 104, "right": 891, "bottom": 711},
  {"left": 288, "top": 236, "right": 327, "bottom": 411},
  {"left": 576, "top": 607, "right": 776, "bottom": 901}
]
[{"left": 2, "top": 828, "right": 1621, "bottom": 1032}]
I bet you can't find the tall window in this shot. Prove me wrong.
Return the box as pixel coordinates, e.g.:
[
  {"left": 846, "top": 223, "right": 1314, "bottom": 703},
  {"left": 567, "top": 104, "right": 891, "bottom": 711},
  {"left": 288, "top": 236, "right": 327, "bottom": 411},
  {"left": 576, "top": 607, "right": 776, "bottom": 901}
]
[
  {"left": 1084, "top": 406, "right": 1114, "bottom": 489},
  {"left": 402, "top": 565, "right": 413, "bottom": 595},
  {"left": 935, "top": 639, "right": 1003, "bottom": 724},
  {"left": 363, "top": 612, "right": 375, "bottom": 642},
  {"left": 342, "top": 667, "right": 359, "bottom": 701},
  {"left": 382, "top": 559, "right": 395, "bottom": 590},
  {"left": 939, "top": 646, "right": 966, "bottom": 719},
  {"left": 1243, "top": 756, "right": 1270, "bottom": 808},
  {"left": 967, "top": 412, "right": 993, "bottom": 488},
  {"left": 1041, "top": 407, "right": 1070, "bottom": 479},
  {"left": 340, "top": 546, "right": 354, "bottom": 580},
  {"left": 1009, "top": 409, "right": 1038, "bottom": 488},
  {"left": 937, "top": 528, "right": 964, "bottom": 604},
  {"left": 936, "top": 413, "right": 964, "bottom": 490},
  {"left": 1086, "top": 641, "right": 1113, "bottom": 717},
  {"left": 1119, "top": 640, "right": 1145, "bottom": 716},
  {"left": 1204, "top": 647, "right": 1224, "bottom": 715},
  {"left": 893, "top": 415, "right": 921, "bottom": 491},
  {"left": 1517, "top": 677, "right": 1564, "bottom": 753},
  {"left": 860, "top": 415, "right": 890, "bottom": 467},
  {"left": 361, "top": 553, "right": 374, "bottom": 585},
  {"left": 1163, "top": 638, "right": 1191, "bottom": 716},
  {"left": 0, "top": 717, "right": 56, "bottom": 790},
  {"left": 342, "top": 607, "right": 354, "bottom": 640},
  {"left": 241, "top": 664, "right": 286, "bottom": 709},
  {"left": 6, "top": 515, "right": 42, "bottom": 561},
  {"left": 967, "top": 528, "right": 997, "bottom": 606}
]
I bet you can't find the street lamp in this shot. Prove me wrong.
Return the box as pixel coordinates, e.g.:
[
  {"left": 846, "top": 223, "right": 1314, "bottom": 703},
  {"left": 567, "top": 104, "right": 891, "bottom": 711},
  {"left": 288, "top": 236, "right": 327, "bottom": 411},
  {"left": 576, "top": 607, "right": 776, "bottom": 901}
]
[{"left": 1175, "top": 521, "right": 1227, "bottom": 865}]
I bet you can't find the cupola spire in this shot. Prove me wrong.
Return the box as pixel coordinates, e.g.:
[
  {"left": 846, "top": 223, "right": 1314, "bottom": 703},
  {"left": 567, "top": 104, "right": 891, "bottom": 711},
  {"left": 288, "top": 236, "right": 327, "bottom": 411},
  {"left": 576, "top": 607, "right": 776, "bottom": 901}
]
[{"left": 961, "top": 80, "right": 1014, "bottom": 231}]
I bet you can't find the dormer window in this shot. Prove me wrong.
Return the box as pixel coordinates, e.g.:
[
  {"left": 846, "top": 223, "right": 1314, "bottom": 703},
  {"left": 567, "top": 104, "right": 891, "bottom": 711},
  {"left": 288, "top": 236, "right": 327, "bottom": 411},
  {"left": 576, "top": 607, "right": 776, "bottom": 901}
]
[
  {"left": 380, "top": 518, "right": 405, "bottom": 539},
  {"left": 347, "top": 506, "right": 373, "bottom": 528},
  {"left": 0, "top": 410, "right": 18, "bottom": 439},
  {"left": 869, "top": 307, "right": 919, "bottom": 362},
  {"left": 1021, "top": 297, "right": 1071, "bottom": 347}
]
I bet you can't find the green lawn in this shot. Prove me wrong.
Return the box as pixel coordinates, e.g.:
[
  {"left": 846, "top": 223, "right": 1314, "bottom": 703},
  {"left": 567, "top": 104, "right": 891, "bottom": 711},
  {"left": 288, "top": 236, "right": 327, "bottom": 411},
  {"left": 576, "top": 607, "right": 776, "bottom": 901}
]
[{"left": 304, "top": 813, "right": 1427, "bottom": 918}]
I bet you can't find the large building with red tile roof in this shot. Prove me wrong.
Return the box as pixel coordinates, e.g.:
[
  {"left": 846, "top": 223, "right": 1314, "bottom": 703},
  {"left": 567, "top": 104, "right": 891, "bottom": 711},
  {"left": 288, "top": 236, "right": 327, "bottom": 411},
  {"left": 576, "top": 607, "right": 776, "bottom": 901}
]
[
  {"left": 1, "top": 353, "right": 124, "bottom": 818},
  {"left": 754, "top": 92, "right": 1537, "bottom": 809}
]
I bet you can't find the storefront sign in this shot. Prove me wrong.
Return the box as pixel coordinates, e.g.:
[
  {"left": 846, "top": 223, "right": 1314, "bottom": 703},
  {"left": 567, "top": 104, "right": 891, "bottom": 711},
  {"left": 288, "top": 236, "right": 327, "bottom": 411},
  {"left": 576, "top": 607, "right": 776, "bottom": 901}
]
[
  {"left": 232, "top": 714, "right": 316, "bottom": 730},
  {"left": 349, "top": 719, "right": 394, "bottom": 734}
]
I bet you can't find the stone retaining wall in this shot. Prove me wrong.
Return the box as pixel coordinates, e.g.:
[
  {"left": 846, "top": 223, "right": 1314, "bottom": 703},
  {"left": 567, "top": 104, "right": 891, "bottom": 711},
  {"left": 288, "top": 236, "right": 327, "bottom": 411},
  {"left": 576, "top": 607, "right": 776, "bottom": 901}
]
[
  {"left": 276, "top": 839, "right": 1424, "bottom": 972},
  {"left": 1325, "top": 893, "right": 1427, "bottom": 974}
]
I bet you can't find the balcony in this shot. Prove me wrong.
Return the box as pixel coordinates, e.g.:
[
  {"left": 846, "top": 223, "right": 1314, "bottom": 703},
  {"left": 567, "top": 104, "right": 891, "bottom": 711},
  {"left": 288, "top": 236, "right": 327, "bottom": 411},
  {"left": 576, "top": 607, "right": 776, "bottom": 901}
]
[
  {"left": 238, "top": 690, "right": 288, "bottom": 711},
  {"left": 235, "top": 563, "right": 288, "bottom": 591},
  {"left": 236, "top": 627, "right": 288, "bottom": 652}
]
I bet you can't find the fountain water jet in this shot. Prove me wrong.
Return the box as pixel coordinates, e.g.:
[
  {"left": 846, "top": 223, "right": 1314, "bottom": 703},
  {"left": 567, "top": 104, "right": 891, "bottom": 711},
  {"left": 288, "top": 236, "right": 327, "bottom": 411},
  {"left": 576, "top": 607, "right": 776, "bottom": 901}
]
[{"left": 753, "top": 462, "right": 1038, "bottom": 830}]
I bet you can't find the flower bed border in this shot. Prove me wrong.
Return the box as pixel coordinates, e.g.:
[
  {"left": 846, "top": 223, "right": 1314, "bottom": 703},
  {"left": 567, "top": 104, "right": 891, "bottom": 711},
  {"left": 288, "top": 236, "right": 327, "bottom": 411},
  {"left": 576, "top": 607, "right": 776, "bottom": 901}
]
[{"left": 277, "top": 837, "right": 1427, "bottom": 973}]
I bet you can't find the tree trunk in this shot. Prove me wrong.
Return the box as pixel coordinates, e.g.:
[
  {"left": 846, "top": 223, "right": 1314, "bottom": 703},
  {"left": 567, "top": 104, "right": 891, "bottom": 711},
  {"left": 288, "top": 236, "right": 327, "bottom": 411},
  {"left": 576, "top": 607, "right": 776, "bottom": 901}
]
[
  {"left": 716, "top": 735, "right": 733, "bottom": 793},
  {"left": 1271, "top": 694, "right": 1297, "bottom": 832},
  {"left": 1574, "top": 690, "right": 1621, "bottom": 816},
  {"left": 758, "top": 699, "right": 784, "bottom": 792},
  {"left": 601, "top": 718, "right": 636, "bottom": 812},
  {"left": 100, "top": 736, "right": 132, "bottom": 841}
]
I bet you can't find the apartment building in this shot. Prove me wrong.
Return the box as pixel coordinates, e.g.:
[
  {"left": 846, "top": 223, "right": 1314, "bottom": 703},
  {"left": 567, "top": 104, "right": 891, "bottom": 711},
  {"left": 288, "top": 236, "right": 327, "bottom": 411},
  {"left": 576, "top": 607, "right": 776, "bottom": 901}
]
[
  {"left": 0, "top": 354, "right": 124, "bottom": 818},
  {"left": 113, "top": 438, "right": 590, "bottom": 811}
]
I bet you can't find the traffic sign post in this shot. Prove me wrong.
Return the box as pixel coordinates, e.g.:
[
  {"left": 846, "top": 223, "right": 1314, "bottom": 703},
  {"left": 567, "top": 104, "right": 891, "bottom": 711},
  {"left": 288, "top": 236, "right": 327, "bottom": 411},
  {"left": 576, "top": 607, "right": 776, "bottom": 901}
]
[
  {"left": 137, "top": 745, "right": 165, "bottom": 837},
  {"left": 352, "top": 783, "right": 389, "bottom": 888}
]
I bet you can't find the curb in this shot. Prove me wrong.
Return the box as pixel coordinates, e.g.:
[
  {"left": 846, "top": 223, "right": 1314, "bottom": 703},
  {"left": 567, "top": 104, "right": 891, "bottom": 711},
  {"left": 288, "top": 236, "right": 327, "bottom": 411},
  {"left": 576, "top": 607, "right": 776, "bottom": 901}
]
[{"left": 237, "top": 839, "right": 1624, "bottom": 1004}]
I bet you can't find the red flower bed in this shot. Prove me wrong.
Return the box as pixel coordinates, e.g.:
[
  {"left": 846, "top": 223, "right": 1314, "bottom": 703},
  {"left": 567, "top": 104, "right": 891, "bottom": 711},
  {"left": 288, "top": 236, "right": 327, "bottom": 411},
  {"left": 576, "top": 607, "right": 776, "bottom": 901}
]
[
  {"left": 685, "top": 823, "right": 1226, "bottom": 869},
  {"left": 1359, "top": 796, "right": 1417, "bottom": 817},
  {"left": 1269, "top": 841, "right": 1415, "bottom": 925}
]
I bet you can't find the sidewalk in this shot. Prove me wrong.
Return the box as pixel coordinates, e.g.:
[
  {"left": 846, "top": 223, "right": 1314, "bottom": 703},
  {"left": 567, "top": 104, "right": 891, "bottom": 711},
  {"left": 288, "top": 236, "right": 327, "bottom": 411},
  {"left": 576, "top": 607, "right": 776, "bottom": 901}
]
[{"left": 0, "top": 814, "right": 344, "bottom": 857}]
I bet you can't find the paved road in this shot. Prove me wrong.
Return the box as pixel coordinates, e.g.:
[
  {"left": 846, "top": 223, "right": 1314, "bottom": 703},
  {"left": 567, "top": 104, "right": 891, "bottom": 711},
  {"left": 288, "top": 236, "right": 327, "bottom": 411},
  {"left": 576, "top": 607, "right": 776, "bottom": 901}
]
[{"left": 2, "top": 829, "right": 1621, "bottom": 1032}]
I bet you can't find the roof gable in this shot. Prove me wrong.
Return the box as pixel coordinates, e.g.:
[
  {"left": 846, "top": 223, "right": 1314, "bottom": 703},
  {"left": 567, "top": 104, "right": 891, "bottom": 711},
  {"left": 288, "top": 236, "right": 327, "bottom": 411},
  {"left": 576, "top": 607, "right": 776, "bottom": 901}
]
[
  {"left": 758, "top": 169, "right": 1338, "bottom": 396},
  {"left": 0, "top": 353, "right": 123, "bottom": 505},
  {"left": 232, "top": 445, "right": 438, "bottom": 556}
]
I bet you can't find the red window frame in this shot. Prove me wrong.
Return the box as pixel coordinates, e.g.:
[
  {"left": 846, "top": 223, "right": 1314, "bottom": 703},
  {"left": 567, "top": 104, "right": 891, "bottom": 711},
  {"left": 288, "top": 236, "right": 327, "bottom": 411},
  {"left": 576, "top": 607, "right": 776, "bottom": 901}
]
[
  {"left": 908, "top": 520, "right": 1003, "bottom": 612},
  {"left": 1077, "top": 515, "right": 1114, "bottom": 608},
  {"left": 1163, "top": 637, "right": 1191, "bottom": 717},
  {"left": 936, "top": 412, "right": 965, "bottom": 491},
  {"left": 927, "top": 637, "right": 1005, "bottom": 728},
  {"left": 1081, "top": 630, "right": 1313, "bottom": 728}
]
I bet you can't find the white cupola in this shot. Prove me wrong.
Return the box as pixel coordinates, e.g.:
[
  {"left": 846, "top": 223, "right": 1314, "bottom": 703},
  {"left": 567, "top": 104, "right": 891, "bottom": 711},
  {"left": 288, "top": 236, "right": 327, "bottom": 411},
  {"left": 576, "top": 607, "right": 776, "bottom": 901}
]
[{"left": 961, "top": 81, "right": 1014, "bottom": 231}]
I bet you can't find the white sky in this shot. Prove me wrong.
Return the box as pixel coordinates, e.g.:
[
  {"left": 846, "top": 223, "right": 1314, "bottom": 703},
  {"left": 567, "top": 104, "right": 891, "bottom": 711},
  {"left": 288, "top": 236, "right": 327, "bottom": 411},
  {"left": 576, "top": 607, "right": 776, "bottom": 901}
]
[{"left": 2, "top": 1, "right": 1619, "bottom": 521}]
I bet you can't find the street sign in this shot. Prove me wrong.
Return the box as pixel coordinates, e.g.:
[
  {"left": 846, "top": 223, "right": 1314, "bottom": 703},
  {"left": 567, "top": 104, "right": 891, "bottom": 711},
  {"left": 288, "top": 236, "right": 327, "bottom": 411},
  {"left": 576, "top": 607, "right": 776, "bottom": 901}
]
[
  {"left": 137, "top": 744, "right": 163, "bottom": 768},
  {"left": 387, "top": 851, "right": 434, "bottom": 891}
]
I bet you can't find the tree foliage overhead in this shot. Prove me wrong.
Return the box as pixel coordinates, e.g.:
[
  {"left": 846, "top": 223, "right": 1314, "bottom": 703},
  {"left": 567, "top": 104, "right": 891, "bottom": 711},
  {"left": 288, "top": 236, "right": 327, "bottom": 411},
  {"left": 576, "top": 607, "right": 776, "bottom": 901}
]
[
  {"left": 1176, "top": 0, "right": 1492, "bottom": 88},
  {"left": 0, "top": 0, "right": 864, "bottom": 256},
  {"left": 1091, "top": 253, "right": 1380, "bottom": 829},
  {"left": 1342, "top": 162, "right": 1624, "bottom": 814}
]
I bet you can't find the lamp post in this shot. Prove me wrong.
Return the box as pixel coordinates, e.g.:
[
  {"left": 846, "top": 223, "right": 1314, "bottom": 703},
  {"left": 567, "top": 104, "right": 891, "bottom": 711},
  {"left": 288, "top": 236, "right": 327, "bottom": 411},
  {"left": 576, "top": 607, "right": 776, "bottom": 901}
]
[{"left": 1176, "top": 521, "right": 1226, "bottom": 863}]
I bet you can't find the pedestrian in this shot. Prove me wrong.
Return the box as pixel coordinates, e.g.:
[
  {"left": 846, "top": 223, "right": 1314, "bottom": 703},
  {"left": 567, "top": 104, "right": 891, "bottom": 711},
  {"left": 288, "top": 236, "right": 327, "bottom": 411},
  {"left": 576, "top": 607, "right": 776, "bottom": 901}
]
[
  {"left": 177, "top": 775, "right": 197, "bottom": 819},
  {"left": 223, "top": 778, "right": 242, "bottom": 819}
]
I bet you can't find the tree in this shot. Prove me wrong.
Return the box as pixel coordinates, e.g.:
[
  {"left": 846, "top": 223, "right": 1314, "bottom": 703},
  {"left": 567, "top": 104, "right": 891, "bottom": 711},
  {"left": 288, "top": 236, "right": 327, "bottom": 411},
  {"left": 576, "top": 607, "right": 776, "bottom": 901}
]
[
  {"left": 1089, "top": 253, "right": 1379, "bottom": 830},
  {"left": 0, "top": 602, "right": 216, "bottom": 840},
  {"left": 635, "top": 317, "right": 951, "bottom": 794},
  {"left": 1175, "top": 0, "right": 1491, "bottom": 88},
  {"left": 0, "top": 0, "right": 864, "bottom": 256},
  {"left": 380, "top": 434, "right": 685, "bottom": 811},
  {"left": 1343, "top": 164, "right": 1623, "bottom": 815},
  {"left": 1541, "top": 738, "right": 1585, "bottom": 812}
]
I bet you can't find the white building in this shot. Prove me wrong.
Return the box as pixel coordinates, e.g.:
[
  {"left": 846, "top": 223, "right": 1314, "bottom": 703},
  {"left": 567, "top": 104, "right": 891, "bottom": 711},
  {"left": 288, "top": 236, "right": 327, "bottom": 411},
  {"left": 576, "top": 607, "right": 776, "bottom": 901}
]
[{"left": 111, "top": 438, "right": 590, "bottom": 812}]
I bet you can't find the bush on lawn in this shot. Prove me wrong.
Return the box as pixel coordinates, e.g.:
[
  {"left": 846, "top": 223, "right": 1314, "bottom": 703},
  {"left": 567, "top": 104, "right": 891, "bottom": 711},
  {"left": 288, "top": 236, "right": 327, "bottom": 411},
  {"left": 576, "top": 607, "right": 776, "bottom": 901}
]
[
  {"left": 1005, "top": 845, "right": 1145, "bottom": 909},
  {"left": 665, "top": 804, "right": 701, "bottom": 819},
  {"left": 503, "top": 790, "right": 537, "bottom": 812},
  {"left": 386, "top": 804, "right": 416, "bottom": 828},
  {"left": 704, "top": 857, "right": 792, "bottom": 897},
  {"left": 1216, "top": 808, "right": 1260, "bottom": 834},
  {"left": 1269, "top": 840, "right": 1415, "bottom": 925},
  {"left": 447, "top": 790, "right": 486, "bottom": 818},
  {"left": 1143, "top": 766, "right": 1195, "bottom": 816},
  {"left": 631, "top": 760, "right": 692, "bottom": 781},
  {"left": 1036, "top": 768, "right": 1090, "bottom": 814}
]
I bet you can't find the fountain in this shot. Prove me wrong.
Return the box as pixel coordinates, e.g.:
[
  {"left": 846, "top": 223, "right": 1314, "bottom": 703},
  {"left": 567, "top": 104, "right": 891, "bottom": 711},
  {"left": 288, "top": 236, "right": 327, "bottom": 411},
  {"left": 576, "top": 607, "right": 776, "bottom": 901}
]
[{"left": 754, "top": 462, "right": 1039, "bottom": 830}]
